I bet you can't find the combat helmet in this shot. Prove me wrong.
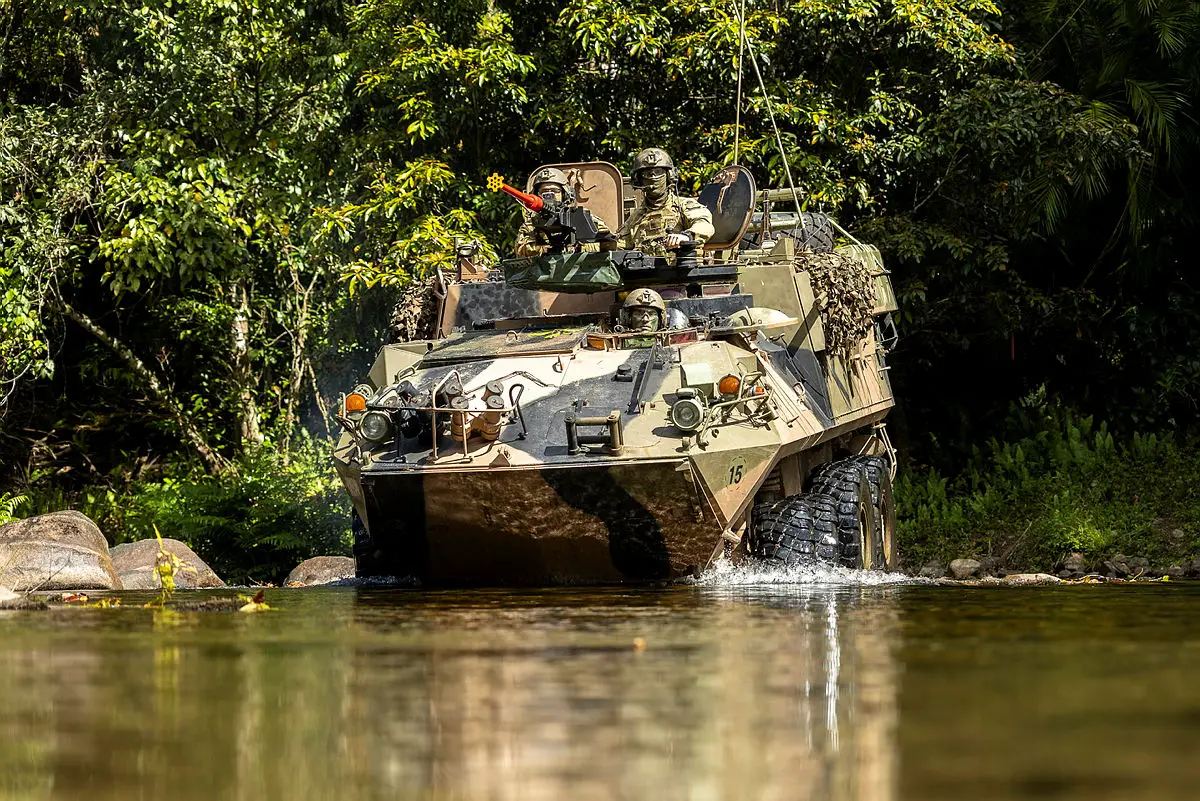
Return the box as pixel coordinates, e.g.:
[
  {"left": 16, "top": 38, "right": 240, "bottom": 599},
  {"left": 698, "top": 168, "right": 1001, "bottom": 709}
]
[
  {"left": 619, "top": 287, "right": 667, "bottom": 332},
  {"left": 530, "top": 166, "right": 573, "bottom": 202},
  {"left": 630, "top": 148, "right": 677, "bottom": 190}
]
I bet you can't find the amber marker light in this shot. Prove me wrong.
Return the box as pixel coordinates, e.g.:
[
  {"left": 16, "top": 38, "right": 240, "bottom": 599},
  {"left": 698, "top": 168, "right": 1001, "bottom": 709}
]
[
  {"left": 718, "top": 374, "right": 741, "bottom": 396},
  {"left": 345, "top": 393, "right": 368, "bottom": 412}
]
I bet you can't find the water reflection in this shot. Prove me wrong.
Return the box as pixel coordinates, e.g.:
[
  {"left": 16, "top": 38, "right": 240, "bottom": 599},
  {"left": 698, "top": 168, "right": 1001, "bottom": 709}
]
[{"left": 0, "top": 585, "right": 901, "bottom": 801}]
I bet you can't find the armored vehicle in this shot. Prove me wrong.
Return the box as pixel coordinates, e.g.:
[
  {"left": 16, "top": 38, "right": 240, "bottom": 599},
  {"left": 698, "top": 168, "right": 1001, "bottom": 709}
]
[{"left": 333, "top": 162, "right": 902, "bottom": 584}]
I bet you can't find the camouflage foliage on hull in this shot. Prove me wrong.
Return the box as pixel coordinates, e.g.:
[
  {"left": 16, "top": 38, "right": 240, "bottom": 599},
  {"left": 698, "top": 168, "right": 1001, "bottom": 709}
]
[
  {"left": 388, "top": 277, "right": 439, "bottom": 343},
  {"left": 798, "top": 249, "right": 875, "bottom": 358}
]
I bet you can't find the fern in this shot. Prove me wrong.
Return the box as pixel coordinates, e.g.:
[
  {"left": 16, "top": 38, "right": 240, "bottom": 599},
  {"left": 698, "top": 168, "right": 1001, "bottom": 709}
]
[{"left": 0, "top": 493, "right": 27, "bottom": 526}]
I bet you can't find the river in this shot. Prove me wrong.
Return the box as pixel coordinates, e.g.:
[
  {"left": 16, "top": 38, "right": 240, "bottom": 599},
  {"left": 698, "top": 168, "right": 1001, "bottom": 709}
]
[{"left": 2, "top": 568, "right": 1199, "bottom": 800}]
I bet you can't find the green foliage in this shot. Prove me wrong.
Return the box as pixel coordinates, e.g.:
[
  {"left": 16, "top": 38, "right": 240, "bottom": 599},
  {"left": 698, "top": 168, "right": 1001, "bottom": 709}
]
[
  {"left": 147, "top": 523, "right": 196, "bottom": 607},
  {"left": 897, "top": 399, "right": 1200, "bottom": 570},
  {"left": 121, "top": 440, "right": 353, "bottom": 585},
  {"left": 0, "top": 493, "right": 28, "bottom": 526},
  {"left": 16, "top": 438, "right": 351, "bottom": 585}
]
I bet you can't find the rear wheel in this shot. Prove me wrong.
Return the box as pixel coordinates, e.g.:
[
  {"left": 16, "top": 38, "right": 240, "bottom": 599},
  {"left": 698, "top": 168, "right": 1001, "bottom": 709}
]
[
  {"left": 747, "top": 494, "right": 840, "bottom": 566},
  {"left": 808, "top": 456, "right": 895, "bottom": 570}
]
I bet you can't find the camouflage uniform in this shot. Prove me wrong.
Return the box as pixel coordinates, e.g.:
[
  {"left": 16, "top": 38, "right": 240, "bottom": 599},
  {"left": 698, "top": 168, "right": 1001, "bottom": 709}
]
[
  {"left": 515, "top": 212, "right": 611, "bottom": 258},
  {"left": 514, "top": 166, "right": 611, "bottom": 258},
  {"left": 617, "top": 148, "right": 715, "bottom": 257}
]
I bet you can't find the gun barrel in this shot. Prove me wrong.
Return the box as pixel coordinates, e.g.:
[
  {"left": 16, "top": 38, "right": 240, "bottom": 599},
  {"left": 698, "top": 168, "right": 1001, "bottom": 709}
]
[{"left": 489, "top": 174, "right": 544, "bottom": 212}]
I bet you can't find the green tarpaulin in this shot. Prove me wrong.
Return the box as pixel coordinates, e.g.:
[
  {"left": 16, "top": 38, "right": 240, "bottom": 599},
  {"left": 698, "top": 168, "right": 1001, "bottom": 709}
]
[{"left": 503, "top": 252, "right": 624, "bottom": 293}]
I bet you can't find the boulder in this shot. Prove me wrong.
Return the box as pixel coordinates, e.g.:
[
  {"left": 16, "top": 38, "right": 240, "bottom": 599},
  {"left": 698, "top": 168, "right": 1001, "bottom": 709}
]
[
  {"left": 1161, "top": 564, "right": 1185, "bottom": 579},
  {"left": 1102, "top": 558, "right": 1129, "bottom": 578},
  {"left": 1127, "top": 556, "right": 1151, "bottom": 577},
  {"left": 918, "top": 560, "right": 946, "bottom": 579},
  {"left": 1185, "top": 559, "right": 1200, "bottom": 578},
  {"left": 285, "top": 556, "right": 356, "bottom": 587},
  {"left": 0, "top": 511, "right": 122, "bottom": 591},
  {"left": 950, "top": 558, "right": 982, "bottom": 580},
  {"left": 109, "top": 538, "right": 225, "bottom": 589},
  {"left": 1060, "top": 552, "right": 1088, "bottom": 573}
]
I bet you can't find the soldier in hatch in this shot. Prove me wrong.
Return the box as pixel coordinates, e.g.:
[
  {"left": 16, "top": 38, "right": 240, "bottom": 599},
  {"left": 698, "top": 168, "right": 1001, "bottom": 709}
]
[
  {"left": 514, "top": 167, "right": 614, "bottom": 257},
  {"left": 617, "top": 148, "right": 715, "bottom": 256},
  {"left": 618, "top": 287, "right": 688, "bottom": 332},
  {"left": 619, "top": 288, "right": 667, "bottom": 333}
]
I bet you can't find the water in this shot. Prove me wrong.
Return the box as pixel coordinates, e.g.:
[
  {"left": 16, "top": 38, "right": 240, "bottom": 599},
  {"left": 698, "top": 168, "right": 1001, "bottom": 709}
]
[{"left": 2, "top": 576, "right": 1200, "bottom": 800}]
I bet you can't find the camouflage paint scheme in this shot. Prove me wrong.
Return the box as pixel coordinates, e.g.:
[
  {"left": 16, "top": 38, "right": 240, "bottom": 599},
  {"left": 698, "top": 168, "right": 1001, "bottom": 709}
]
[{"left": 334, "top": 165, "right": 898, "bottom": 585}]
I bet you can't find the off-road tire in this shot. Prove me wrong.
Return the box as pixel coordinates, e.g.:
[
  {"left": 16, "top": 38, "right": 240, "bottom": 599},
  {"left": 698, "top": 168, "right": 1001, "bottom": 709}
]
[
  {"left": 807, "top": 458, "right": 884, "bottom": 569},
  {"left": 840, "top": 454, "right": 898, "bottom": 569},
  {"left": 808, "top": 456, "right": 898, "bottom": 570},
  {"left": 796, "top": 212, "right": 835, "bottom": 253},
  {"left": 739, "top": 212, "right": 835, "bottom": 253},
  {"left": 747, "top": 493, "right": 840, "bottom": 566}
]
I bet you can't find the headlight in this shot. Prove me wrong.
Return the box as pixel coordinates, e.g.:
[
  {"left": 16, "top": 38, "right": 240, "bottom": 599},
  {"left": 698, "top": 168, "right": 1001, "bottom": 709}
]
[
  {"left": 670, "top": 397, "right": 706, "bottom": 432},
  {"left": 359, "top": 410, "right": 393, "bottom": 442}
]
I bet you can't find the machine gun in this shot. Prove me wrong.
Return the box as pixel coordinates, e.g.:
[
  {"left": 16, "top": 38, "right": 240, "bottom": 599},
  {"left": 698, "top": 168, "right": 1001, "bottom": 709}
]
[{"left": 487, "top": 173, "right": 605, "bottom": 251}]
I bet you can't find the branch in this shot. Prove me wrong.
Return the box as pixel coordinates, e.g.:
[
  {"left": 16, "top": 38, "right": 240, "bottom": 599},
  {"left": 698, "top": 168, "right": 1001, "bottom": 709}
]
[{"left": 60, "top": 302, "right": 229, "bottom": 475}]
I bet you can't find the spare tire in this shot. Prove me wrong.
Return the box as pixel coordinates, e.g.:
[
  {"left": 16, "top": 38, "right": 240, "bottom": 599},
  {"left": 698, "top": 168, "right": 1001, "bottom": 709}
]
[
  {"left": 747, "top": 493, "right": 839, "bottom": 566},
  {"left": 795, "top": 212, "right": 835, "bottom": 253},
  {"left": 738, "top": 211, "right": 836, "bottom": 253}
]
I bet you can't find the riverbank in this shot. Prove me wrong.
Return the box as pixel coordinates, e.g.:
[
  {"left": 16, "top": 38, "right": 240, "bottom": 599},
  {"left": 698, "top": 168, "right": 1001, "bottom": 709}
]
[
  {"left": 896, "top": 408, "right": 1200, "bottom": 577},
  {"left": 5, "top": 407, "right": 1200, "bottom": 585}
]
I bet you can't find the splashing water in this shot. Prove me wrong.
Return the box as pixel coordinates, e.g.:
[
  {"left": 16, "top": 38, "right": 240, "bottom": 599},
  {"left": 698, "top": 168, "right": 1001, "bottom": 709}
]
[{"left": 691, "top": 556, "right": 928, "bottom": 587}]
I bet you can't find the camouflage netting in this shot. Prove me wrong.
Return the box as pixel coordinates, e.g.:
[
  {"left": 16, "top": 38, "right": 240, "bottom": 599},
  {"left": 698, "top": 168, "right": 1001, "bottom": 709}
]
[
  {"left": 798, "top": 249, "right": 875, "bottom": 358},
  {"left": 388, "top": 277, "right": 439, "bottom": 343}
]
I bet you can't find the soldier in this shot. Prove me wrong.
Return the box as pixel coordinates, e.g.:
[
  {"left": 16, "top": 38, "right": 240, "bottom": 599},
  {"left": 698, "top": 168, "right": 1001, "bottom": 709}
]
[
  {"left": 617, "top": 148, "right": 715, "bottom": 256},
  {"left": 619, "top": 288, "right": 667, "bottom": 333},
  {"left": 514, "top": 167, "right": 613, "bottom": 257}
]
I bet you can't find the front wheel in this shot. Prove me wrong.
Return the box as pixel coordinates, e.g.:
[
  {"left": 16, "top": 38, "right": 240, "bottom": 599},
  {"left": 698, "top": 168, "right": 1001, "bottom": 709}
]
[{"left": 747, "top": 494, "right": 840, "bottom": 566}]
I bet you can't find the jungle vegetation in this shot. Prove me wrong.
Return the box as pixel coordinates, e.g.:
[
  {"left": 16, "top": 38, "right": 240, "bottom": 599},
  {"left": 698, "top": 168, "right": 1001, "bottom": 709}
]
[{"left": 2, "top": 0, "right": 1198, "bottom": 578}]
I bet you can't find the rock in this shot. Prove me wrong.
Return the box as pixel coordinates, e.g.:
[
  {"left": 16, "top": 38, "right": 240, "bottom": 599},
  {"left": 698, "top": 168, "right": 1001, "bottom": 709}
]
[
  {"left": 979, "top": 556, "right": 1003, "bottom": 577},
  {"left": 1161, "top": 565, "right": 1185, "bottom": 579},
  {"left": 0, "top": 511, "right": 122, "bottom": 591},
  {"left": 950, "top": 558, "right": 982, "bottom": 580},
  {"left": 1185, "top": 559, "right": 1200, "bottom": 578},
  {"left": 1060, "top": 552, "right": 1088, "bottom": 573},
  {"left": 1002, "top": 573, "right": 1063, "bottom": 586},
  {"left": 1103, "top": 556, "right": 1130, "bottom": 578},
  {"left": 109, "top": 538, "right": 225, "bottom": 589},
  {"left": 1127, "top": 556, "right": 1151, "bottom": 577},
  {"left": 1171, "top": 529, "right": 1186, "bottom": 542},
  {"left": 285, "top": 556, "right": 356, "bottom": 587},
  {"left": 918, "top": 559, "right": 946, "bottom": 579}
]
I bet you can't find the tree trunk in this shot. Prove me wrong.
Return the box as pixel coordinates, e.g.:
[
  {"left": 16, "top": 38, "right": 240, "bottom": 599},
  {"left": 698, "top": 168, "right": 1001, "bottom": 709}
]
[
  {"left": 230, "top": 281, "right": 264, "bottom": 448},
  {"left": 61, "top": 303, "right": 228, "bottom": 475}
]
